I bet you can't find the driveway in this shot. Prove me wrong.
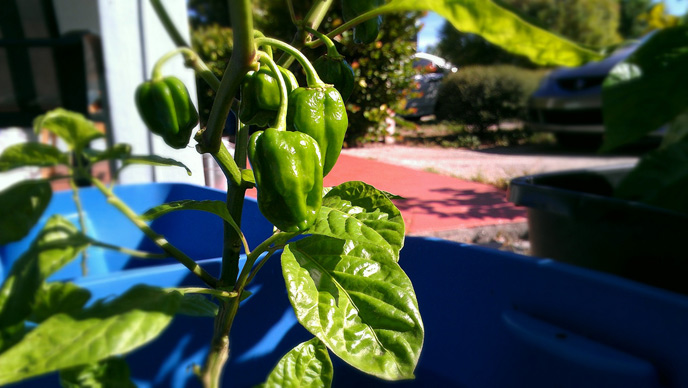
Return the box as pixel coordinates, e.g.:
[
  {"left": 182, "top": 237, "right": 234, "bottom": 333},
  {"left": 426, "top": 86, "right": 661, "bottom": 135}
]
[{"left": 341, "top": 143, "right": 642, "bottom": 189}]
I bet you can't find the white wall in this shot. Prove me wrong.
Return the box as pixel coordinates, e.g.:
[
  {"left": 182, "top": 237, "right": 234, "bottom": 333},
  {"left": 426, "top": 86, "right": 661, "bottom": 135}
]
[{"left": 55, "top": 0, "right": 205, "bottom": 185}]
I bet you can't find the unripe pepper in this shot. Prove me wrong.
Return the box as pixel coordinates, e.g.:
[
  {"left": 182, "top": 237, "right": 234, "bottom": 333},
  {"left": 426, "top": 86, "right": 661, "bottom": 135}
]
[
  {"left": 248, "top": 127, "right": 323, "bottom": 232},
  {"left": 287, "top": 86, "right": 347, "bottom": 176},
  {"left": 341, "top": 0, "right": 384, "bottom": 44},
  {"left": 135, "top": 76, "right": 199, "bottom": 149},
  {"left": 239, "top": 65, "right": 299, "bottom": 127},
  {"left": 307, "top": 27, "right": 355, "bottom": 101}
]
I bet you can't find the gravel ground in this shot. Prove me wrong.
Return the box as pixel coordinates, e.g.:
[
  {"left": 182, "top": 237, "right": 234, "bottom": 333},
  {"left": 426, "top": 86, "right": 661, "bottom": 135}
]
[{"left": 341, "top": 142, "right": 643, "bottom": 255}]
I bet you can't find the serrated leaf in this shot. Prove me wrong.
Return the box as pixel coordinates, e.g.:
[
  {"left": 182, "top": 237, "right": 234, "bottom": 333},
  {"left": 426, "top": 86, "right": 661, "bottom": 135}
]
[
  {"left": 282, "top": 236, "right": 423, "bottom": 381},
  {"left": 29, "top": 282, "right": 91, "bottom": 324},
  {"left": 263, "top": 338, "right": 333, "bottom": 388},
  {"left": 60, "top": 357, "right": 136, "bottom": 388},
  {"left": 601, "top": 25, "right": 688, "bottom": 152},
  {"left": 178, "top": 294, "right": 218, "bottom": 317},
  {"left": 615, "top": 141, "right": 688, "bottom": 214},
  {"left": 0, "top": 285, "right": 182, "bottom": 385},
  {"left": 33, "top": 108, "right": 104, "bottom": 152},
  {"left": 378, "top": 0, "right": 601, "bottom": 67},
  {"left": 0, "top": 179, "right": 52, "bottom": 244},
  {"left": 121, "top": 155, "right": 191, "bottom": 176},
  {"left": 0, "top": 216, "right": 89, "bottom": 330},
  {"left": 0, "top": 142, "right": 67, "bottom": 171},
  {"left": 321, "top": 181, "right": 404, "bottom": 261},
  {"left": 141, "top": 199, "right": 242, "bottom": 238},
  {"left": 84, "top": 143, "right": 132, "bottom": 164}
]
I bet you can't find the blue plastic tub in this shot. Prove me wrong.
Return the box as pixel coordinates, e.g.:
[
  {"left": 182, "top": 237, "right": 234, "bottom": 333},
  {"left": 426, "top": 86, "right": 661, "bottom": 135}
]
[
  {"left": 3, "top": 184, "right": 688, "bottom": 387},
  {"left": 0, "top": 183, "right": 274, "bottom": 281}
]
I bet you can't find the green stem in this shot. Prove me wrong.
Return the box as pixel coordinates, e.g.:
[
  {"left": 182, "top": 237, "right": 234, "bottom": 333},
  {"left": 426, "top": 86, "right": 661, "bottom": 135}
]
[
  {"left": 68, "top": 175, "right": 89, "bottom": 276},
  {"left": 257, "top": 51, "right": 288, "bottom": 130},
  {"left": 278, "top": 0, "right": 334, "bottom": 67},
  {"left": 89, "top": 240, "right": 169, "bottom": 259},
  {"left": 201, "top": 0, "right": 255, "bottom": 154},
  {"left": 150, "top": 0, "right": 189, "bottom": 47},
  {"left": 213, "top": 141, "right": 242, "bottom": 187},
  {"left": 327, "top": 7, "right": 387, "bottom": 40},
  {"left": 90, "top": 177, "right": 218, "bottom": 288},
  {"left": 235, "top": 232, "right": 296, "bottom": 293},
  {"left": 303, "top": 26, "right": 341, "bottom": 58},
  {"left": 175, "top": 287, "right": 239, "bottom": 299},
  {"left": 255, "top": 37, "right": 325, "bottom": 88}
]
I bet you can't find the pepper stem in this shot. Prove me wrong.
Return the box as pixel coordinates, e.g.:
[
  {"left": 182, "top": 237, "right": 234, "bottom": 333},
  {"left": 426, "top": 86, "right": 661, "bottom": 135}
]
[
  {"left": 254, "top": 37, "right": 326, "bottom": 88},
  {"left": 151, "top": 47, "right": 197, "bottom": 80},
  {"left": 257, "top": 51, "right": 289, "bottom": 131},
  {"left": 303, "top": 26, "right": 342, "bottom": 59}
]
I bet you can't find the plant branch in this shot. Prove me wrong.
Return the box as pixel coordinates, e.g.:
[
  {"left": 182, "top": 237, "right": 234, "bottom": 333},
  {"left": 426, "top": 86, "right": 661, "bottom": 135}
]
[
  {"left": 150, "top": 0, "right": 189, "bottom": 47},
  {"left": 89, "top": 240, "right": 169, "bottom": 259},
  {"left": 255, "top": 37, "right": 325, "bottom": 87},
  {"left": 90, "top": 177, "right": 218, "bottom": 288}
]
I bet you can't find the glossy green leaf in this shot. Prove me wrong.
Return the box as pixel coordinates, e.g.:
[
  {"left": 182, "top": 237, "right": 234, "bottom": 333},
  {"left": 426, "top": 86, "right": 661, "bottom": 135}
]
[
  {"left": 377, "top": 0, "right": 602, "bottom": 67},
  {"left": 601, "top": 25, "right": 688, "bottom": 152},
  {"left": 28, "top": 282, "right": 91, "bottom": 324},
  {"left": 33, "top": 108, "right": 104, "bottom": 152},
  {"left": 0, "top": 180, "right": 52, "bottom": 244},
  {"left": 615, "top": 141, "right": 688, "bottom": 214},
  {"left": 60, "top": 357, "right": 136, "bottom": 388},
  {"left": 0, "top": 142, "right": 67, "bottom": 171},
  {"left": 282, "top": 236, "right": 423, "bottom": 380},
  {"left": 178, "top": 294, "right": 219, "bottom": 317},
  {"left": 84, "top": 143, "right": 132, "bottom": 164},
  {"left": 0, "top": 216, "right": 89, "bottom": 330},
  {"left": 121, "top": 155, "right": 192, "bottom": 176},
  {"left": 262, "top": 338, "right": 333, "bottom": 388},
  {"left": 141, "top": 199, "right": 242, "bottom": 238},
  {"left": 0, "top": 285, "right": 182, "bottom": 385},
  {"left": 319, "top": 181, "right": 404, "bottom": 261}
]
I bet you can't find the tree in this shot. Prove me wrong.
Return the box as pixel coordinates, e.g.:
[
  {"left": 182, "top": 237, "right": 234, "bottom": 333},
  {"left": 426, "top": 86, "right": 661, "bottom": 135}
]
[{"left": 618, "top": 0, "right": 653, "bottom": 38}]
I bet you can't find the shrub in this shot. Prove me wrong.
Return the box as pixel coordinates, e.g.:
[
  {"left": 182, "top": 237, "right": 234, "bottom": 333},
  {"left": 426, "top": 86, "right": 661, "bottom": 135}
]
[{"left": 435, "top": 65, "right": 546, "bottom": 131}]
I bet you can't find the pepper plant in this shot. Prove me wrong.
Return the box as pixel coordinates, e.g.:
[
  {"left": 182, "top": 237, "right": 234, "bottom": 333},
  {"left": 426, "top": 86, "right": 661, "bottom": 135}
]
[{"left": 0, "top": 0, "right": 599, "bottom": 387}]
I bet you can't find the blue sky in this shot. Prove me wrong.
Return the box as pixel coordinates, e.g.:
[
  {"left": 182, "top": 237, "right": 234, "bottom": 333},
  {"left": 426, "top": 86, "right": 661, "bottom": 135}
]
[{"left": 417, "top": 0, "right": 688, "bottom": 51}]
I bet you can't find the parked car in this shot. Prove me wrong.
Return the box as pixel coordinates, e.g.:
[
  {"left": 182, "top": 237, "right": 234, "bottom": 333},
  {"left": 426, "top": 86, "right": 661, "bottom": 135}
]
[
  {"left": 526, "top": 33, "right": 662, "bottom": 144},
  {"left": 403, "top": 53, "right": 457, "bottom": 119}
]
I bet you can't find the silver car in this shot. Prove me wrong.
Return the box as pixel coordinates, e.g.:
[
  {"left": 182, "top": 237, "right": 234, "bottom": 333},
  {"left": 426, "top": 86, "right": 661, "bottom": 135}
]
[{"left": 404, "top": 53, "right": 457, "bottom": 119}]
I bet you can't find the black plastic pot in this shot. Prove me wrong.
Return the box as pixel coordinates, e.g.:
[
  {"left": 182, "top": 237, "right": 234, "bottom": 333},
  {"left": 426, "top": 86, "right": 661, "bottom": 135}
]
[{"left": 509, "top": 164, "right": 688, "bottom": 294}]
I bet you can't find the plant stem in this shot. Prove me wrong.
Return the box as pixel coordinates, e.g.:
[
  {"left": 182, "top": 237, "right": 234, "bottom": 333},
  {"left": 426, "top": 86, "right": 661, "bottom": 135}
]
[
  {"left": 89, "top": 240, "right": 169, "bottom": 259},
  {"left": 303, "top": 26, "right": 342, "bottom": 58},
  {"left": 255, "top": 37, "right": 326, "bottom": 88},
  {"left": 150, "top": 0, "right": 189, "bottom": 47},
  {"left": 201, "top": 0, "right": 255, "bottom": 154},
  {"left": 278, "top": 0, "right": 334, "bottom": 67},
  {"left": 200, "top": 1, "right": 255, "bottom": 386},
  {"left": 327, "top": 7, "right": 386, "bottom": 39},
  {"left": 90, "top": 177, "right": 218, "bottom": 288},
  {"left": 68, "top": 177, "right": 89, "bottom": 276},
  {"left": 257, "top": 51, "right": 288, "bottom": 130}
]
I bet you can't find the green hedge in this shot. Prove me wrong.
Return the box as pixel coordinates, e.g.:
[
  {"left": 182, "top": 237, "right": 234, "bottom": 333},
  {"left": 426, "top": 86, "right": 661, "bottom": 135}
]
[{"left": 435, "top": 65, "right": 546, "bottom": 131}]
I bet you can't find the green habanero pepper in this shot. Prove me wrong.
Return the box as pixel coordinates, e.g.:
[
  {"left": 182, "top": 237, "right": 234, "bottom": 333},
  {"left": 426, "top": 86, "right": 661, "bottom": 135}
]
[
  {"left": 239, "top": 65, "right": 299, "bottom": 127},
  {"left": 287, "top": 86, "right": 347, "bottom": 176},
  {"left": 135, "top": 76, "right": 199, "bottom": 149},
  {"left": 307, "top": 27, "right": 355, "bottom": 101},
  {"left": 341, "top": 0, "right": 383, "bottom": 45},
  {"left": 248, "top": 127, "right": 323, "bottom": 232}
]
